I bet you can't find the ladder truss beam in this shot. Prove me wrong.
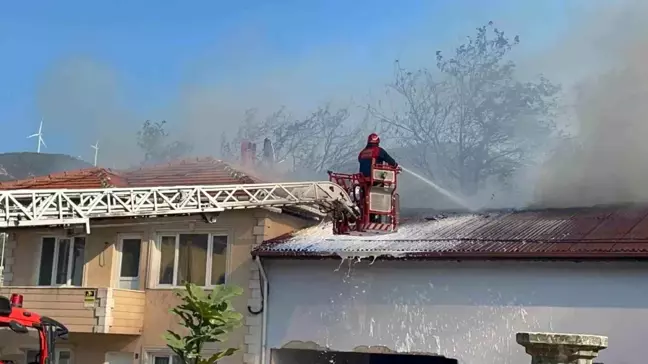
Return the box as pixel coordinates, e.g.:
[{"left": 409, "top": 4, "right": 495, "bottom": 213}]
[{"left": 0, "top": 182, "right": 357, "bottom": 230}]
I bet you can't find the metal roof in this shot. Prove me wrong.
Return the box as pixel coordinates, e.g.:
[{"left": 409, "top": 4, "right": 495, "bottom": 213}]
[{"left": 253, "top": 205, "right": 648, "bottom": 260}]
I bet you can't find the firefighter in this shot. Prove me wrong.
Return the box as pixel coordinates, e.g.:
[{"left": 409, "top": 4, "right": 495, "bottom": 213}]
[
  {"left": 358, "top": 133, "right": 398, "bottom": 177},
  {"left": 358, "top": 133, "right": 398, "bottom": 224}
]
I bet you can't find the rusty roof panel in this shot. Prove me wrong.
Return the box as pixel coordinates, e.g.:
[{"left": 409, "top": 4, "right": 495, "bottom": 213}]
[
  {"left": 625, "top": 210, "right": 648, "bottom": 239},
  {"left": 583, "top": 207, "right": 647, "bottom": 240},
  {"left": 255, "top": 206, "right": 648, "bottom": 260}
]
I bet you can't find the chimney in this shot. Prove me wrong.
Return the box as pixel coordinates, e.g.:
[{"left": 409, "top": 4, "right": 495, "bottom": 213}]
[
  {"left": 240, "top": 140, "right": 250, "bottom": 166},
  {"left": 240, "top": 140, "right": 256, "bottom": 167},
  {"left": 263, "top": 138, "right": 275, "bottom": 165}
]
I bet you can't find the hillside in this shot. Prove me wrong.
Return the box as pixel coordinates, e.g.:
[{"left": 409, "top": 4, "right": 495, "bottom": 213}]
[{"left": 0, "top": 152, "right": 93, "bottom": 182}]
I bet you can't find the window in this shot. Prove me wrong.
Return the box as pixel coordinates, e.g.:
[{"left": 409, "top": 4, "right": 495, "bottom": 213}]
[
  {"left": 157, "top": 233, "right": 227, "bottom": 287},
  {"left": 120, "top": 238, "right": 141, "bottom": 278},
  {"left": 26, "top": 348, "right": 71, "bottom": 364},
  {"left": 38, "top": 237, "right": 86, "bottom": 286},
  {"left": 118, "top": 236, "right": 142, "bottom": 289},
  {"left": 150, "top": 354, "right": 181, "bottom": 364}
]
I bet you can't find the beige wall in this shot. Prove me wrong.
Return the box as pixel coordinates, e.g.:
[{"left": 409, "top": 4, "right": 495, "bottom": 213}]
[
  {"left": 138, "top": 211, "right": 258, "bottom": 364},
  {"left": 0, "top": 287, "right": 145, "bottom": 335},
  {"left": 3, "top": 209, "right": 311, "bottom": 364},
  {"left": 9, "top": 228, "right": 118, "bottom": 287},
  {"left": 262, "top": 213, "right": 311, "bottom": 241}
]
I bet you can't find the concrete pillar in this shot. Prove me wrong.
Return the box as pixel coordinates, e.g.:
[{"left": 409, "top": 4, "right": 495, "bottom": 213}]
[{"left": 516, "top": 332, "right": 608, "bottom": 364}]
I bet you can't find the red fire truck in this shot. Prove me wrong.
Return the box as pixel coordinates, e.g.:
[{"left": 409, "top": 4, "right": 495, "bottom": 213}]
[{"left": 0, "top": 294, "right": 68, "bottom": 364}]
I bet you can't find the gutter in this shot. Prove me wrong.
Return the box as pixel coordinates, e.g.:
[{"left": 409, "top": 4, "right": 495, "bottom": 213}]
[
  {"left": 254, "top": 256, "right": 269, "bottom": 364},
  {"left": 252, "top": 250, "right": 648, "bottom": 261}
]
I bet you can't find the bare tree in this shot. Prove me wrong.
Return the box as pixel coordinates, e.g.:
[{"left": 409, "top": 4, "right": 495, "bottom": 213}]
[
  {"left": 370, "top": 22, "right": 561, "bottom": 195},
  {"left": 137, "top": 120, "right": 193, "bottom": 165},
  {"left": 369, "top": 64, "right": 455, "bottom": 182},
  {"left": 222, "top": 104, "right": 371, "bottom": 174},
  {"left": 220, "top": 107, "right": 314, "bottom": 168},
  {"left": 292, "top": 104, "right": 369, "bottom": 172}
]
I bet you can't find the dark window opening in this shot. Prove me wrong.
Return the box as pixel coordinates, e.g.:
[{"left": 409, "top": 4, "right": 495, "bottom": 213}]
[
  {"left": 120, "top": 238, "right": 142, "bottom": 278},
  {"left": 271, "top": 348, "right": 458, "bottom": 364},
  {"left": 38, "top": 237, "right": 85, "bottom": 286}
]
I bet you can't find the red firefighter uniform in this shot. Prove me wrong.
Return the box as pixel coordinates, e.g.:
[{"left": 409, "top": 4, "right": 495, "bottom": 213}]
[{"left": 358, "top": 133, "right": 398, "bottom": 177}]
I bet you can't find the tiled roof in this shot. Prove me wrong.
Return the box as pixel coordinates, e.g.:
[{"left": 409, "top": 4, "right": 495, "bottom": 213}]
[
  {"left": 0, "top": 157, "right": 262, "bottom": 190},
  {"left": 0, "top": 168, "right": 128, "bottom": 190},
  {"left": 253, "top": 205, "right": 648, "bottom": 260},
  {"left": 121, "top": 158, "right": 262, "bottom": 187}
]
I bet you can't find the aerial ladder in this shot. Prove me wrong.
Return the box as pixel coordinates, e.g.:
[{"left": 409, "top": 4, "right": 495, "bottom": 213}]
[{"left": 0, "top": 164, "right": 400, "bottom": 236}]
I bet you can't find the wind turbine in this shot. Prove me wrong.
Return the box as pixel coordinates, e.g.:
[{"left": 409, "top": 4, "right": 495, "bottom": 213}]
[
  {"left": 27, "top": 119, "right": 46, "bottom": 153},
  {"left": 91, "top": 140, "right": 99, "bottom": 166}
]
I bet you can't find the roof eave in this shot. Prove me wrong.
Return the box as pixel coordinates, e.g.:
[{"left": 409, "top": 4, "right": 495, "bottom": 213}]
[{"left": 251, "top": 250, "right": 648, "bottom": 261}]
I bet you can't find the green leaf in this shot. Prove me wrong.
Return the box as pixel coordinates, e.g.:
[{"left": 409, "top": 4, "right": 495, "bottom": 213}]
[
  {"left": 163, "top": 331, "right": 185, "bottom": 349},
  {"left": 164, "top": 283, "right": 244, "bottom": 363},
  {"left": 198, "top": 348, "right": 239, "bottom": 364},
  {"left": 210, "top": 285, "right": 244, "bottom": 304}
]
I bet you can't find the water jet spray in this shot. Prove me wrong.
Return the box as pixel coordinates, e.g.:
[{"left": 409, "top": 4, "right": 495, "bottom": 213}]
[{"left": 399, "top": 166, "right": 474, "bottom": 211}]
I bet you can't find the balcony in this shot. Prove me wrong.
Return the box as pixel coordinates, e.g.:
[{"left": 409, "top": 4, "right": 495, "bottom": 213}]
[{"left": 0, "top": 287, "right": 145, "bottom": 335}]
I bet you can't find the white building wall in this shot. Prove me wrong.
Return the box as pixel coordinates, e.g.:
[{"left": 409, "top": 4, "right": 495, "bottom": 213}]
[{"left": 264, "top": 259, "right": 648, "bottom": 364}]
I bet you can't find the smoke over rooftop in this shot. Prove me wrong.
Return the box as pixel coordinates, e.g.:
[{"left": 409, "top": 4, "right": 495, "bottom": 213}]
[
  {"left": 26, "top": 0, "right": 648, "bottom": 210},
  {"left": 533, "top": 0, "right": 648, "bottom": 208}
]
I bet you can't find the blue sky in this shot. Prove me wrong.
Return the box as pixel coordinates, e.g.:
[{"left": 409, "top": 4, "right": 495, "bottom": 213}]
[{"left": 0, "top": 0, "right": 592, "bottom": 162}]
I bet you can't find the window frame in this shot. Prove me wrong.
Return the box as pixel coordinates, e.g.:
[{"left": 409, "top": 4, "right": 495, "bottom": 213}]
[
  {"left": 25, "top": 347, "right": 72, "bottom": 364},
  {"left": 154, "top": 232, "right": 230, "bottom": 288},
  {"left": 114, "top": 233, "right": 143, "bottom": 290},
  {"left": 35, "top": 236, "right": 86, "bottom": 287},
  {"left": 146, "top": 351, "right": 181, "bottom": 364}
]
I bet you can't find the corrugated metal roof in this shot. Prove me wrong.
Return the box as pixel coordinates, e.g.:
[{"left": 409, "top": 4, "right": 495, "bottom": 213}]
[
  {"left": 0, "top": 157, "right": 262, "bottom": 190},
  {"left": 253, "top": 206, "right": 648, "bottom": 260}
]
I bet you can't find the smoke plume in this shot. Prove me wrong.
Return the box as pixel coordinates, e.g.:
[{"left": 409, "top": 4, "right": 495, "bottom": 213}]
[
  {"left": 533, "top": 0, "right": 648, "bottom": 208},
  {"left": 34, "top": 41, "right": 394, "bottom": 168},
  {"left": 31, "top": 1, "right": 648, "bottom": 210}
]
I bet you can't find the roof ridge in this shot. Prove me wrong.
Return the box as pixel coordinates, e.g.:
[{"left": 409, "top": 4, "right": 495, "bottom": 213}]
[
  {"left": 121, "top": 157, "right": 224, "bottom": 173},
  {"left": 221, "top": 162, "right": 257, "bottom": 184},
  {"left": 47, "top": 167, "right": 105, "bottom": 178},
  {"left": 96, "top": 168, "right": 127, "bottom": 188}
]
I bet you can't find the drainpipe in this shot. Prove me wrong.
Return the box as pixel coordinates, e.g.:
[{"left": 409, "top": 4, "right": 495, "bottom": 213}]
[
  {"left": 254, "top": 256, "right": 269, "bottom": 364},
  {"left": 0, "top": 233, "right": 5, "bottom": 286}
]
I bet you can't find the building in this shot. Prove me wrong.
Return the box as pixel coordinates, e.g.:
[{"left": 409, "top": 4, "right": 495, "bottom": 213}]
[
  {"left": 252, "top": 207, "right": 648, "bottom": 364},
  {"left": 0, "top": 157, "right": 326, "bottom": 364}
]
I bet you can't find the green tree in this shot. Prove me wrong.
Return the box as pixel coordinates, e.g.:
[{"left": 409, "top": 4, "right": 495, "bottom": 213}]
[
  {"left": 371, "top": 21, "right": 561, "bottom": 196},
  {"left": 164, "top": 283, "right": 244, "bottom": 364},
  {"left": 137, "top": 120, "right": 194, "bottom": 164}
]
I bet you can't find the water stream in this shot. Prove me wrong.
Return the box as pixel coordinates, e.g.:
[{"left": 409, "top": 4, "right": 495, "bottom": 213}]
[{"left": 400, "top": 166, "right": 474, "bottom": 211}]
